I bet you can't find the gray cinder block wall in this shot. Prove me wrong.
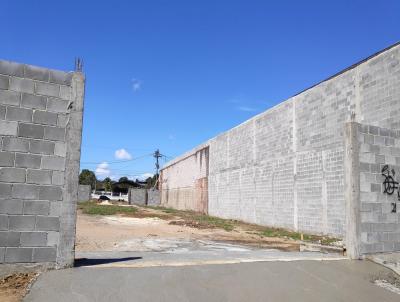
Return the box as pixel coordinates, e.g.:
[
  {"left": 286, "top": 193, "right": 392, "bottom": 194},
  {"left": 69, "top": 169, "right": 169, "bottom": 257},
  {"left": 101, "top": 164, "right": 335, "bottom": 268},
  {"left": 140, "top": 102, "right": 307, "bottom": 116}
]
[
  {"left": 160, "top": 145, "right": 208, "bottom": 213},
  {"left": 147, "top": 189, "right": 160, "bottom": 206},
  {"left": 78, "top": 185, "right": 91, "bottom": 203},
  {"left": 161, "top": 42, "right": 400, "bottom": 247},
  {"left": 128, "top": 188, "right": 147, "bottom": 205},
  {"left": 345, "top": 122, "right": 400, "bottom": 258},
  {"left": 0, "top": 60, "right": 85, "bottom": 268}
]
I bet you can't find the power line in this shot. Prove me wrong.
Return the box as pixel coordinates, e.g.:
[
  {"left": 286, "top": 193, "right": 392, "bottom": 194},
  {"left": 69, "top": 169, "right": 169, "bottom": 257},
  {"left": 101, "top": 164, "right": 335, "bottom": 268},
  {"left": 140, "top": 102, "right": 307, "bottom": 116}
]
[
  {"left": 81, "top": 153, "right": 152, "bottom": 165},
  {"left": 81, "top": 144, "right": 154, "bottom": 152}
]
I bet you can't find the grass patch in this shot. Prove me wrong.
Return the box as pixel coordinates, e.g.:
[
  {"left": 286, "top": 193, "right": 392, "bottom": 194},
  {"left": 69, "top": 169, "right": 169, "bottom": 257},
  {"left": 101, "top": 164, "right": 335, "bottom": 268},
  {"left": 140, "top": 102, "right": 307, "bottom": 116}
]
[
  {"left": 88, "top": 202, "right": 339, "bottom": 244},
  {"left": 78, "top": 201, "right": 138, "bottom": 216},
  {"left": 189, "top": 214, "right": 236, "bottom": 231},
  {"left": 257, "top": 228, "right": 311, "bottom": 241},
  {"left": 145, "top": 206, "right": 236, "bottom": 231},
  {"left": 146, "top": 206, "right": 339, "bottom": 244},
  {"left": 255, "top": 227, "right": 338, "bottom": 245}
]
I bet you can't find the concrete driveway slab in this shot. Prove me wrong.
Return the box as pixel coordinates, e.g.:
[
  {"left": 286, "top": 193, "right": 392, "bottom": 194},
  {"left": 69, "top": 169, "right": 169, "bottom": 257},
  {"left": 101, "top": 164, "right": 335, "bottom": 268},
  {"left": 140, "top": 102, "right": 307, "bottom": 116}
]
[{"left": 25, "top": 260, "right": 399, "bottom": 302}]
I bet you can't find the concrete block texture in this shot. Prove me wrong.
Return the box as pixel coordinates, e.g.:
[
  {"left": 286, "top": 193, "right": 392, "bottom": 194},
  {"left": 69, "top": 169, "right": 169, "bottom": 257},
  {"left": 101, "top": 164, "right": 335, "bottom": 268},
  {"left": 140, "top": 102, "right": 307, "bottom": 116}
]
[
  {"left": 20, "top": 232, "right": 47, "bottom": 247},
  {"left": 32, "top": 247, "right": 56, "bottom": 262},
  {"left": 0, "top": 75, "right": 9, "bottom": 90},
  {"left": 26, "top": 169, "right": 52, "bottom": 185},
  {"left": 6, "top": 106, "right": 33, "bottom": 122},
  {"left": 35, "top": 82, "right": 59, "bottom": 98},
  {"left": 0, "top": 215, "right": 8, "bottom": 230},
  {"left": 49, "top": 71, "right": 72, "bottom": 85},
  {"left": 0, "top": 232, "right": 19, "bottom": 246},
  {"left": 21, "top": 93, "right": 47, "bottom": 110},
  {"left": 0, "top": 168, "right": 26, "bottom": 183},
  {"left": 2, "top": 137, "right": 29, "bottom": 152},
  {"left": 9, "top": 215, "right": 36, "bottom": 231},
  {"left": 41, "top": 156, "right": 65, "bottom": 171},
  {"left": 15, "top": 153, "right": 41, "bottom": 169},
  {"left": 0, "top": 151, "right": 15, "bottom": 167},
  {"left": 0, "top": 200, "right": 23, "bottom": 214},
  {"left": 5, "top": 247, "right": 33, "bottom": 263},
  {"left": 12, "top": 184, "right": 39, "bottom": 200},
  {"left": 33, "top": 110, "right": 58, "bottom": 126},
  {"left": 0, "top": 90, "right": 20, "bottom": 106},
  {"left": 0, "top": 60, "right": 24, "bottom": 77},
  {"left": 0, "top": 59, "right": 84, "bottom": 267},
  {"left": 35, "top": 216, "right": 60, "bottom": 231},
  {"left": 9, "top": 77, "right": 34, "bottom": 94},
  {"left": 39, "top": 186, "right": 63, "bottom": 201},
  {"left": 47, "top": 98, "right": 69, "bottom": 113},
  {"left": 128, "top": 188, "right": 147, "bottom": 205},
  {"left": 0, "top": 120, "right": 18, "bottom": 136},
  {"left": 24, "top": 65, "right": 50, "bottom": 82},
  {"left": 29, "top": 140, "right": 55, "bottom": 155},
  {"left": 0, "top": 183, "right": 12, "bottom": 198},
  {"left": 23, "top": 200, "right": 49, "bottom": 215},
  {"left": 18, "top": 123, "right": 45, "bottom": 139},
  {"left": 0, "top": 105, "right": 5, "bottom": 119},
  {"left": 44, "top": 126, "right": 65, "bottom": 141},
  {"left": 356, "top": 123, "right": 400, "bottom": 254},
  {"left": 161, "top": 42, "right": 400, "bottom": 246}
]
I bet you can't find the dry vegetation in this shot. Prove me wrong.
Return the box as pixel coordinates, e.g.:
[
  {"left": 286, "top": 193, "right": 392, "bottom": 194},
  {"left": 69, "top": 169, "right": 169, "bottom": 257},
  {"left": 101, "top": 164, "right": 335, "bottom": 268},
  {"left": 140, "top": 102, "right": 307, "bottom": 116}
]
[
  {"left": 0, "top": 273, "right": 38, "bottom": 302},
  {"left": 78, "top": 201, "right": 339, "bottom": 246}
]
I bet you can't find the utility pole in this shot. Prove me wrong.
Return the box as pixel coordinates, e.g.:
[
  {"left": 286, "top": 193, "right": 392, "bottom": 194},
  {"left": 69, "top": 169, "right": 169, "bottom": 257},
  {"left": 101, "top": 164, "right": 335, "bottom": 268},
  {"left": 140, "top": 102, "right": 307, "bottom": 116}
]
[{"left": 153, "top": 149, "right": 162, "bottom": 177}]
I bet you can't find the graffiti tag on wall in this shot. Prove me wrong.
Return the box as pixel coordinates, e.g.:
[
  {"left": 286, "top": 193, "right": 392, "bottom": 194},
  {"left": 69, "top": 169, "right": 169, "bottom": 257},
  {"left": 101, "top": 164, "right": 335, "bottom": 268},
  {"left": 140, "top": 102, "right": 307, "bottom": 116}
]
[{"left": 381, "top": 165, "right": 399, "bottom": 213}]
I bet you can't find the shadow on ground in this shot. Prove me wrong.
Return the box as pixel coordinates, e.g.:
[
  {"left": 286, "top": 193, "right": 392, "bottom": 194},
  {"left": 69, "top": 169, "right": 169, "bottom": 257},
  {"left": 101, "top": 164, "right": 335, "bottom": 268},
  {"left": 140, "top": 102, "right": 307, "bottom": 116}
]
[{"left": 74, "top": 257, "right": 142, "bottom": 267}]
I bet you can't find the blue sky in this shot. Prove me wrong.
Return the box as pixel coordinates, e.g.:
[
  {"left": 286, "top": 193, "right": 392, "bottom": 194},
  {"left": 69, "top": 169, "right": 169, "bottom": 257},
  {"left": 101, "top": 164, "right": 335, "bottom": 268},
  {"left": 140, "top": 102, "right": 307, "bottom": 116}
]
[{"left": 1, "top": 1, "right": 399, "bottom": 180}]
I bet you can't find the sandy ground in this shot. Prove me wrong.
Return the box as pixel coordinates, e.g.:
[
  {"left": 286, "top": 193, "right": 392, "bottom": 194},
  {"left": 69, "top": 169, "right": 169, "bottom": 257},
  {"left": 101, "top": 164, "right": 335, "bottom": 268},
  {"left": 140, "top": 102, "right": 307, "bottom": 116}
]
[
  {"left": 75, "top": 209, "right": 299, "bottom": 252},
  {"left": 0, "top": 273, "right": 38, "bottom": 302}
]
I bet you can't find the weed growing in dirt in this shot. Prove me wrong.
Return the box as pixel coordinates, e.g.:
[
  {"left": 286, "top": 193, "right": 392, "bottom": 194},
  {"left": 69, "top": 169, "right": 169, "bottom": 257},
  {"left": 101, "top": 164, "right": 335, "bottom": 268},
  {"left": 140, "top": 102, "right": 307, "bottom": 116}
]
[
  {"left": 255, "top": 227, "right": 338, "bottom": 245},
  {"left": 78, "top": 201, "right": 138, "bottom": 216},
  {"left": 145, "top": 206, "right": 236, "bottom": 231},
  {"left": 190, "top": 214, "right": 235, "bottom": 231}
]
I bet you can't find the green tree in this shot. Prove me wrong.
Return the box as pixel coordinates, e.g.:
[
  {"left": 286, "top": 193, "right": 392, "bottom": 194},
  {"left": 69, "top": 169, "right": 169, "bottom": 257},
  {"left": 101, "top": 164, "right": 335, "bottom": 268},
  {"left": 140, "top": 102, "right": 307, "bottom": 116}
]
[
  {"left": 79, "top": 169, "right": 97, "bottom": 190},
  {"left": 145, "top": 174, "right": 158, "bottom": 189},
  {"left": 119, "top": 176, "right": 129, "bottom": 182},
  {"left": 104, "top": 177, "right": 112, "bottom": 192}
]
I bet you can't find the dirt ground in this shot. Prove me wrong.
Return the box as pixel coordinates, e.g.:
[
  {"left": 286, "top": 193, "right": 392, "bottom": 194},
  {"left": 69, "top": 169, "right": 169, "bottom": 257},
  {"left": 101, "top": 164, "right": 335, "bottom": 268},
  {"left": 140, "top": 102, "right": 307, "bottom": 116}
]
[
  {"left": 76, "top": 205, "right": 300, "bottom": 252},
  {"left": 0, "top": 273, "right": 38, "bottom": 302}
]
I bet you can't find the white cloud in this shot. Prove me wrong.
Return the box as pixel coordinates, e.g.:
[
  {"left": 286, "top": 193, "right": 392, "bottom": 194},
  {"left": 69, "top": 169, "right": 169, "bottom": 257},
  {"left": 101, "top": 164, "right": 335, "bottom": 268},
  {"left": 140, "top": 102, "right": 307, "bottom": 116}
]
[
  {"left": 95, "top": 162, "right": 111, "bottom": 178},
  {"left": 136, "top": 173, "right": 154, "bottom": 181},
  {"left": 131, "top": 78, "right": 142, "bottom": 92},
  {"left": 236, "top": 106, "right": 256, "bottom": 112},
  {"left": 109, "top": 175, "right": 119, "bottom": 181},
  {"left": 115, "top": 148, "right": 132, "bottom": 160},
  {"left": 168, "top": 134, "right": 176, "bottom": 140}
]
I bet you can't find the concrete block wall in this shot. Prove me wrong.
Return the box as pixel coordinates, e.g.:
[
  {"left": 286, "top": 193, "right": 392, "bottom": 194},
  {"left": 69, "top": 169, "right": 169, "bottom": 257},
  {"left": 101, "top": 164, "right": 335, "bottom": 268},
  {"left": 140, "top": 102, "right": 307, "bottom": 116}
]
[
  {"left": 345, "top": 122, "right": 400, "bottom": 257},
  {"left": 161, "top": 146, "right": 209, "bottom": 213},
  {"left": 147, "top": 189, "right": 160, "bottom": 206},
  {"left": 78, "top": 185, "right": 91, "bottom": 203},
  {"left": 128, "top": 188, "right": 147, "bottom": 205},
  {"left": 161, "top": 42, "right": 400, "bottom": 240},
  {"left": 0, "top": 60, "right": 84, "bottom": 268}
]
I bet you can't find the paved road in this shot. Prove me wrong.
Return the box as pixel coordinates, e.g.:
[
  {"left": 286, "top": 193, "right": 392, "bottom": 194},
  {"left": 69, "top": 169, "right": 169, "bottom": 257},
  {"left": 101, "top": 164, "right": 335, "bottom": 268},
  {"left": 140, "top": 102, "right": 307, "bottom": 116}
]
[{"left": 25, "top": 255, "right": 399, "bottom": 301}]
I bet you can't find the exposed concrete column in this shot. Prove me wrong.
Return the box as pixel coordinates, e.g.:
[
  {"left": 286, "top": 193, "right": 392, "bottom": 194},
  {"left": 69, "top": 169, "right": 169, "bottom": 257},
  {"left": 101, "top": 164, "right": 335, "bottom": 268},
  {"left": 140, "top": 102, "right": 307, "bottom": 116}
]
[
  {"left": 344, "top": 122, "right": 361, "bottom": 259},
  {"left": 292, "top": 97, "right": 298, "bottom": 231},
  {"left": 57, "top": 72, "right": 85, "bottom": 268},
  {"left": 353, "top": 66, "right": 362, "bottom": 123}
]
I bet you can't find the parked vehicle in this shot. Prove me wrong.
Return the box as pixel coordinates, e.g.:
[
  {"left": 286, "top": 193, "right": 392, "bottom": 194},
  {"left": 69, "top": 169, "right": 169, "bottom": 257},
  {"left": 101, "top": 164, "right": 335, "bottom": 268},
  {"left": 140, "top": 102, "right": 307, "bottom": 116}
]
[{"left": 98, "top": 195, "right": 110, "bottom": 201}]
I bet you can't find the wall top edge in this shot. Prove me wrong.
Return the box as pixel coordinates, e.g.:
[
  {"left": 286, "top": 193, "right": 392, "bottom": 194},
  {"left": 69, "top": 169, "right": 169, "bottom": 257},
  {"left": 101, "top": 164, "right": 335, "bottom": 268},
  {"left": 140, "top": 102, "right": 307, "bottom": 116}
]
[
  {"left": 0, "top": 59, "right": 82, "bottom": 86},
  {"left": 161, "top": 142, "right": 210, "bottom": 170},
  {"left": 164, "top": 41, "right": 400, "bottom": 170},
  {"left": 292, "top": 41, "right": 400, "bottom": 98}
]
